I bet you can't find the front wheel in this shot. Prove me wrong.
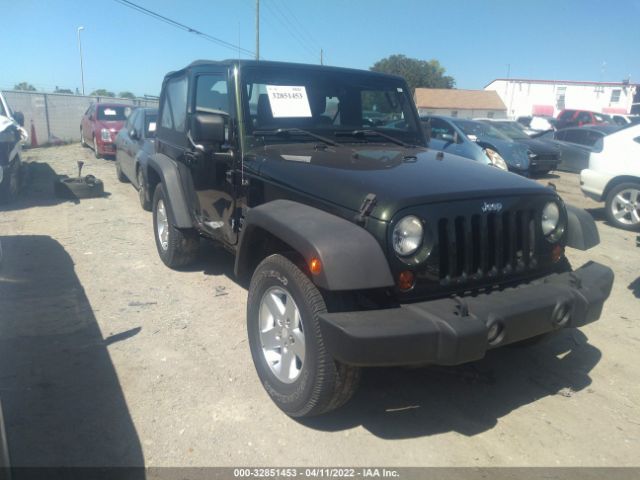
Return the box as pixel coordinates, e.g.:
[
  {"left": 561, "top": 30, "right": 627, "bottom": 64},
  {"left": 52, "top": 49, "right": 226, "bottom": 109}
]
[
  {"left": 605, "top": 182, "right": 640, "bottom": 231},
  {"left": 115, "top": 157, "right": 128, "bottom": 183},
  {"left": 93, "top": 136, "right": 101, "bottom": 159},
  {"left": 247, "top": 254, "right": 360, "bottom": 417},
  {"left": 152, "top": 183, "right": 199, "bottom": 268},
  {"left": 0, "top": 160, "right": 20, "bottom": 204}
]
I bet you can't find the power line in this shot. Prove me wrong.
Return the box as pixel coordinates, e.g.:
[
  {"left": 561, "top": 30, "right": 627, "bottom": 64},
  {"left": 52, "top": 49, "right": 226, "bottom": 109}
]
[
  {"left": 262, "top": 1, "right": 316, "bottom": 58},
  {"left": 112, "top": 0, "right": 255, "bottom": 57},
  {"left": 274, "top": 0, "right": 321, "bottom": 51}
]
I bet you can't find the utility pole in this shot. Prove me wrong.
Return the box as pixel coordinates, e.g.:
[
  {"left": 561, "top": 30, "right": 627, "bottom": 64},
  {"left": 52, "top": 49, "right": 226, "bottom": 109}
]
[
  {"left": 255, "top": 0, "right": 260, "bottom": 60},
  {"left": 77, "top": 26, "right": 85, "bottom": 95},
  {"left": 320, "top": 49, "right": 323, "bottom": 65}
]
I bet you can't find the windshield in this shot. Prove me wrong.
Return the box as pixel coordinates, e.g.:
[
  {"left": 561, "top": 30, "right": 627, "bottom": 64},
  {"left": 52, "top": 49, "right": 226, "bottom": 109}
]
[
  {"left": 453, "top": 119, "right": 512, "bottom": 141},
  {"left": 242, "top": 66, "right": 421, "bottom": 145},
  {"left": 489, "top": 121, "right": 530, "bottom": 140},
  {"left": 97, "top": 105, "right": 131, "bottom": 121}
]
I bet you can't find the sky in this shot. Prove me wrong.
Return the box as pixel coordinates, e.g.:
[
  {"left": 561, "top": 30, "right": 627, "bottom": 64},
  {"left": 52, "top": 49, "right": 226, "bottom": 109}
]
[{"left": 1, "top": 0, "right": 639, "bottom": 97}]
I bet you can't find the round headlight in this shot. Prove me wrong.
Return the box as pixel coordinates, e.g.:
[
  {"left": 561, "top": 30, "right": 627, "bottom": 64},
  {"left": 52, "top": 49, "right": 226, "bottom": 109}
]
[
  {"left": 542, "top": 202, "right": 560, "bottom": 236},
  {"left": 393, "top": 215, "right": 423, "bottom": 257}
]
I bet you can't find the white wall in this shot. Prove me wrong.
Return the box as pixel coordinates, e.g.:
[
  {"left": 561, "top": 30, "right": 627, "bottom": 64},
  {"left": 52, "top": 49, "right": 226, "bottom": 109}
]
[
  {"left": 485, "top": 80, "right": 637, "bottom": 118},
  {"left": 417, "top": 107, "right": 507, "bottom": 119}
]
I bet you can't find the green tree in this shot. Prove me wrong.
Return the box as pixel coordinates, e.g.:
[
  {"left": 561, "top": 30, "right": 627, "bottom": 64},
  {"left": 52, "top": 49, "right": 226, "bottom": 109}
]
[
  {"left": 90, "top": 89, "right": 115, "bottom": 97},
  {"left": 14, "top": 82, "right": 36, "bottom": 91},
  {"left": 370, "top": 54, "right": 455, "bottom": 92},
  {"left": 118, "top": 91, "right": 136, "bottom": 99},
  {"left": 54, "top": 87, "right": 74, "bottom": 94}
]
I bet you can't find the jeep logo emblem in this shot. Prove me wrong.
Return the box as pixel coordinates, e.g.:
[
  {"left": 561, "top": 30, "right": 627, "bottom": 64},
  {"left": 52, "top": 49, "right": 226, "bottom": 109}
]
[{"left": 481, "top": 202, "right": 503, "bottom": 213}]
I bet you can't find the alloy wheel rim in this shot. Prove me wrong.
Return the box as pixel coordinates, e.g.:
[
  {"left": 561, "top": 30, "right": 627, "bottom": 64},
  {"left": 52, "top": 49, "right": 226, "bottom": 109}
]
[
  {"left": 611, "top": 188, "right": 640, "bottom": 226},
  {"left": 156, "top": 199, "right": 169, "bottom": 250},
  {"left": 258, "top": 286, "right": 305, "bottom": 384}
]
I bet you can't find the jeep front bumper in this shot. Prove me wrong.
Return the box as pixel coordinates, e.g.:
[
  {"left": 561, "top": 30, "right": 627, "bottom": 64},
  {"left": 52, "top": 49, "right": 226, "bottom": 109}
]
[{"left": 319, "top": 262, "right": 613, "bottom": 366}]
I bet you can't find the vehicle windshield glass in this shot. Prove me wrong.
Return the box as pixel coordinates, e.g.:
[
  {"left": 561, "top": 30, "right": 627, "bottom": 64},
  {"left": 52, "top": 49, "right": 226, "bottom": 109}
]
[
  {"left": 97, "top": 105, "right": 130, "bottom": 121},
  {"left": 242, "top": 66, "right": 421, "bottom": 145},
  {"left": 490, "top": 121, "right": 530, "bottom": 140},
  {"left": 453, "top": 119, "right": 512, "bottom": 141},
  {"left": 593, "top": 113, "right": 612, "bottom": 123}
]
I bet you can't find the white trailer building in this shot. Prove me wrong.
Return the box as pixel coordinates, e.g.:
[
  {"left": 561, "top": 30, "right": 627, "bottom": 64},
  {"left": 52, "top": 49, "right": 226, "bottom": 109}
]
[{"left": 484, "top": 78, "right": 638, "bottom": 118}]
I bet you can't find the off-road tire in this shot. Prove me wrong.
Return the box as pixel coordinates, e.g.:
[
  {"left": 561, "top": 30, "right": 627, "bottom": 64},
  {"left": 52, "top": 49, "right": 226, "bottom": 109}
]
[
  {"left": 80, "top": 128, "right": 86, "bottom": 147},
  {"left": 247, "top": 254, "right": 361, "bottom": 417},
  {"left": 605, "top": 182, "right": 640, "bottom": 231},
  {"left": 53, "top": 175, "right": 104, "bottom": 199},
  {"left": 152, "top": 183, "right": 199, "bottom": 268},
  {"left": 137, "top": 167, "right": 151, "bottom": 211}
]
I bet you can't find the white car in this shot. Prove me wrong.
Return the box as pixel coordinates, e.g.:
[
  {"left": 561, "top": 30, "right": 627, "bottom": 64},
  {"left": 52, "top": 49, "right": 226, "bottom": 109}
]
[
  {"left": 0, "top": 92, "right": 27, "bottom": 203},
  {"left": 580, "top": 124, "right": 640, "bottom": 230}
]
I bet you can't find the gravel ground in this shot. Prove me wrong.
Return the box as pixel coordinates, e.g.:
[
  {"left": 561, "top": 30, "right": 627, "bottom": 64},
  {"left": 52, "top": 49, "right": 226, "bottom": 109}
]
[{"left": 0, "top": 144, "right": 639, "bottom": 468}]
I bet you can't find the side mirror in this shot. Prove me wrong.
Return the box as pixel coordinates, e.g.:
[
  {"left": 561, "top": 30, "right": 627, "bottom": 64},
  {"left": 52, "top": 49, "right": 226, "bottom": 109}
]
[
  {"left": 467, "top": 134, "right": 478, "bottom": 142},
  {"left": 13, "top": 111, "right": 24, "bottom": 127},
  {"left": 190, "top": 112, "right": 226, "bottom": 145},
  {"left": 441, "top": 133, "right": 455, "bottom": 143},
  {"left": 88, "top": 114, "right": 94, "bottom": 121},
  {"left": 130, "top": 129, "right": 139, "bottom": 140}
]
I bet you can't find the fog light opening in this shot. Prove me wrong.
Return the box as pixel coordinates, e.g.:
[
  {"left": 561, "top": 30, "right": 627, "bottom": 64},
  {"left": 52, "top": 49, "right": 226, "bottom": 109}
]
[
  {"left": 487, "top": 322, "right": 504, "bottom": 344},
  {"left": 552, "top": 302, "right": 572, "bottom": 327}
]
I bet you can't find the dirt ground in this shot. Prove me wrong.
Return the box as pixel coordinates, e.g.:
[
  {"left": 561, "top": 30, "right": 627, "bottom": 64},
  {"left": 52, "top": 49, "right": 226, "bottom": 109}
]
[{"left": 1, "top": 144, "right": 639, "bottom": 468}]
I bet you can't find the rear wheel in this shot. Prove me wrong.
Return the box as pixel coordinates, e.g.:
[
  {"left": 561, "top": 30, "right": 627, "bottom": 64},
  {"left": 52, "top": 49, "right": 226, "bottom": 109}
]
[
  {"left": 247, "top": 254, "right": 360, "bottom": 417},
  {"left": 80, "top": 128, "right": 86, "bottom": 147},
  {"left": 605, "top": 182, "right": 640, "bottom": 231},
  {"left": 152, "top": 183, "right": 199, "bottom": 268},
  {"left": 137, "top": 167, "right": 151, "bottom": 211}
]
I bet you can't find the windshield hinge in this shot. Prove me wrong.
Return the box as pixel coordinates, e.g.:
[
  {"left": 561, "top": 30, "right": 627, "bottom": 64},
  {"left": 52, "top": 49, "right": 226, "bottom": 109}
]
[{"left": 354, "top": 193, "right": 377, "bottom": 225}]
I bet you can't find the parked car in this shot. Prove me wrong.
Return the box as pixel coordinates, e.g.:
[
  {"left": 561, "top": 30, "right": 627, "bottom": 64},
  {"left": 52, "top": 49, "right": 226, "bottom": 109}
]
[
  {"left": 476, "top": 119, "right": 560, "bottom": 174},
  {"left": 581, "top": 124, "right": 640, "bottom": 230},
  {"left": 555, "top": 109, "right": 612, "bottom": 130},
  {"left": 423, "top": 116, "right": 548, "bottom": 176},
  {"left": 611, "top": 114, "right": 640, "bottom": 126},
  {"left": 114, "top": 107, "right": 158, "bottom": 210},
  {"left": 80, "top": 103, "right": 132, "bottom": 158},
  {"left": 145, "top": 59, "right": 613, "bottom": 417},
  {"left": 517, "top": 115, "right": 557, "bottom": 134},
  {"left": 542, "top": 125, "right": 620, "bottom": 173},
  {"left": 0, "top": 91, "right": 27, "bottom": 203}
]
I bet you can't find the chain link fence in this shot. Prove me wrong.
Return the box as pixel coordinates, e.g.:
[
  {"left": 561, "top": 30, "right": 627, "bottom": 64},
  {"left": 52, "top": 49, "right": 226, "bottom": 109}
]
[{"left": 1, "top": 90, "right": 159, "bottom": 146}]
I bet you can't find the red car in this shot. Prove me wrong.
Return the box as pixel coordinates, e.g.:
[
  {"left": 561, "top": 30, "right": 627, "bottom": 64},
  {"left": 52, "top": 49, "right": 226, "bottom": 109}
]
[
  {"left": 556, "top": 109, "right": 612, "bottom": 130},
  {"left": 80, "top": 103, "right": 132, "bottom": 158}
]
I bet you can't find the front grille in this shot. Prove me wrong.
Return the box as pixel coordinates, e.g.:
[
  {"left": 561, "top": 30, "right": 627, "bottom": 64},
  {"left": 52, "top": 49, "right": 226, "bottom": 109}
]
[
  {"left": 531, "top": 155, "right": 558, "bottom": 168},
  {"left": 438, "top": 209, "right": 537, "bottom": 285}
]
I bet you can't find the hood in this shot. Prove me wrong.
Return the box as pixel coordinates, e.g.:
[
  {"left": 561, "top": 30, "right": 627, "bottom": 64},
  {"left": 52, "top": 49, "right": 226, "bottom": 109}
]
[
  {"left": 515, "top": 138, "right": 560, "bottom": 157},
  {"left": 249, "top": 143, "right": 550, "bottom": 221}
]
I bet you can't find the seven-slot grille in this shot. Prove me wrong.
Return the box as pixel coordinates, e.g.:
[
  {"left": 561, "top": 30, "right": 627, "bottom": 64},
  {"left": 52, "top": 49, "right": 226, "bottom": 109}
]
[{"left": 438, "top": 209, "right": 537, "bottom": 284}]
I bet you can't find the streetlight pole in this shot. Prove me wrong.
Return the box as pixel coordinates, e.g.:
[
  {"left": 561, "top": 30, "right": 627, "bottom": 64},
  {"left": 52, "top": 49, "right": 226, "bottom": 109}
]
[{"left": 77, "top": 26, "right": 85, "bottom": 95}]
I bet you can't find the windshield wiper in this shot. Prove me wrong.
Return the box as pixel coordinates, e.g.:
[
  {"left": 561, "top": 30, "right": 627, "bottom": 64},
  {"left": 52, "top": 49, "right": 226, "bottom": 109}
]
[
  {"left": 253, "top": 128, "right": 339, "bottom": 147},
  {"left": 335, "top": 129, "right": 413, "bottom": 147}
]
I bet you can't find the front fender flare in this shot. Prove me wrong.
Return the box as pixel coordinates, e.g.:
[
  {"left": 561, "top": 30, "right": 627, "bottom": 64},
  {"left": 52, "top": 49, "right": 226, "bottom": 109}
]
[
  {"left": 236, "top": 200, "right": 394, "bottom": 291},
  {"left": 147, "top": 153, "right": 192, "bottom": 228},
  {"left": 565, "top": 204, "right": 600, "bottom": 250}
]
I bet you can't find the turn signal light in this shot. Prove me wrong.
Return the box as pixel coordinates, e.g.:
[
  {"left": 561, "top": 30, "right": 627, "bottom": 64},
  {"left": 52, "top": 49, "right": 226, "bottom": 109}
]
[
  {"left": 551, "top": 244, "right": 564, "bottom": 263},
  {"left": 398, "top": 270, "right": 415, "bottom": 291},
  {"left": 309, "top": 258, "right": 322, "bottom": 275}
]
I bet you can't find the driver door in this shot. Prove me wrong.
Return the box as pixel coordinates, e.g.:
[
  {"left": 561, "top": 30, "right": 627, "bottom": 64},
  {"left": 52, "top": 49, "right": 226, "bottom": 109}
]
[{"left": 189, "top": 70, "right": 238, "bottom": 245}]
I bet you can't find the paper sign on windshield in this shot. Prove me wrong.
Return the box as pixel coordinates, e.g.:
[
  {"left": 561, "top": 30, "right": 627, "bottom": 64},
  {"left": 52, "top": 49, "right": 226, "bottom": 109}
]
[
  {"left": 103, "top": 108, "right": 117, "bottom": 116},
  {"left": 266, "top": 85, "right": 312, "bottom": 118},
  {"left": 148, "top": 122, "right": 156, "bottom": 133}
]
